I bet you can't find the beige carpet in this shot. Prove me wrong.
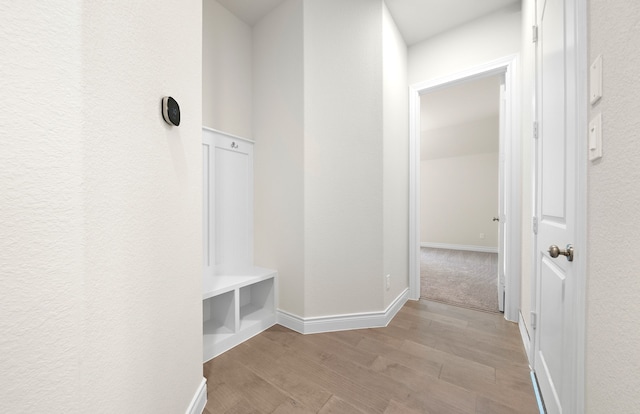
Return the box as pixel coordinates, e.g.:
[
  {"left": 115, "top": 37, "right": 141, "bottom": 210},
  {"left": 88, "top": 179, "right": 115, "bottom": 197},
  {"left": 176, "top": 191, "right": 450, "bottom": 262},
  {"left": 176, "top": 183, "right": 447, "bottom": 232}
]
[{"left": 420, "top": 247, "right": 499, "bottom": 313}]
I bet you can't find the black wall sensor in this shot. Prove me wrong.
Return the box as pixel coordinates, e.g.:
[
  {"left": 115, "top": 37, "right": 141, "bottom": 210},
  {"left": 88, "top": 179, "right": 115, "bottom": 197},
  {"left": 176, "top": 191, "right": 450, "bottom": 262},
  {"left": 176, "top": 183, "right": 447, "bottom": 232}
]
[{"left": 162, "top": 96, "right": 180, "bottom": 126}]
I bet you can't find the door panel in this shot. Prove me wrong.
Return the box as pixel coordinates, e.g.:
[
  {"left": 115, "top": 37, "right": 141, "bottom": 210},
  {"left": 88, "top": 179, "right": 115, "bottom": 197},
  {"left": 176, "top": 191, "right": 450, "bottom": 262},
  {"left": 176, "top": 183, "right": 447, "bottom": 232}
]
[
  {"left": 534, "top": 0, "right": 579, "bottom": 412},
  {"left": 203, "top": 142, "right": 212, "bottom": 270},
  {"left": 215, "top": 144, "right": 251, "bottom": 269},
  {"left": 540, "top": 0, "right": 567, "bottom": 221},
  {"left": 538, "top": 257, "right": 565, "bottom": 395}
]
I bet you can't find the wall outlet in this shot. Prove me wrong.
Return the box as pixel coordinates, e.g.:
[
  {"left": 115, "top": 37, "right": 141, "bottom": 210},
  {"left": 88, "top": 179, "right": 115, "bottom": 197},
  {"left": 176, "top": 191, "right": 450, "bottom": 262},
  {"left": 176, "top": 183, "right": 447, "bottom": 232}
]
[
  {"left": 479, "top": 233, "right": 485, "bottom": 239},
  {"left": 385, "top": 274, "right": 391, "bottom": 291}
]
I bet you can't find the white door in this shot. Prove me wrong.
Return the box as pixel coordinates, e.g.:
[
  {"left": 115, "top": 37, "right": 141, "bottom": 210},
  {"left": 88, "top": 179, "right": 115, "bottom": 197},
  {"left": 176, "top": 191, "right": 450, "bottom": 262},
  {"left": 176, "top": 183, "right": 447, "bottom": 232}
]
[{"left": 533, "top": 0, "right": 583, "bottom": 412}]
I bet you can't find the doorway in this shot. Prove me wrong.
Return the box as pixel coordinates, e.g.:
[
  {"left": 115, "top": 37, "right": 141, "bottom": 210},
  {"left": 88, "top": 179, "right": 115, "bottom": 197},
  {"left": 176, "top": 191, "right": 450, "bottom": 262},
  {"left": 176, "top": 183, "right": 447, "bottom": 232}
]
[
  {"left": 409, "top": 55, "right": 521, "bottom": 322},
  {"left": 419, "top": 74, "right": 502, "bottom": 313}
]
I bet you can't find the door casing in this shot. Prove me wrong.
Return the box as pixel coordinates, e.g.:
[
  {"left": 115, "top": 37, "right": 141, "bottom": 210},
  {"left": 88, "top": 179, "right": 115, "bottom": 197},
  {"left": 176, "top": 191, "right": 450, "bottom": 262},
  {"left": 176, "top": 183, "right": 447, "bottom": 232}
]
[{"left": 408, "top": 54, "right": 521, "bottom": 322}]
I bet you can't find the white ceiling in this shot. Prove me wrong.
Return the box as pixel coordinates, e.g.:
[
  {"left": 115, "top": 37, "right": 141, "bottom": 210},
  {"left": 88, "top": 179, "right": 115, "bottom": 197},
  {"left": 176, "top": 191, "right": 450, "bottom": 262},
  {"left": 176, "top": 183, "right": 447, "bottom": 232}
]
[
  {"left": 215, "top": 0, "right": 287, "bottom": 26},
  {"left": 385, "top": 0, "right": 521, "bottom": 45},
  {"left": 421, "top": 74, "right": 502, "bottom": 160},
  {"left": 215, "top": 0, "right": 521, "bottom": 46},
  {"left": 421, "top": 75, "right": 502, "bottom": 131}
]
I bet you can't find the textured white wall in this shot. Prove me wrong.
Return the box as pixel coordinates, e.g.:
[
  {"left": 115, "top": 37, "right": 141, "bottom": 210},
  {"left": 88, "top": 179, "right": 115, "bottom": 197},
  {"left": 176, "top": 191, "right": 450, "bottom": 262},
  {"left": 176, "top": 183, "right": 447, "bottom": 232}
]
[
  {"left": 253, "top": 0, "right": 305, "bottom": 316},
  {"left": 304, "top": 0, "right": 384, "bottom": 316},
  {"left": 0, "top": 3, "right": 84, "bottom": 412},
  {"left": 383, "top": 4, "right": 410, "bottom": 307},
  {"left": 421, "top": 153, "right": 499, "bottom": 248},
  {"left": 203, "top": 0, "right": 252, "bottom": 138},
  {"left": 0, "top": 2, "right": 203, "bottom": 413},
  {"left": 81, "top": 2, "right": 203, "bottom": 411},
  {"left": 587, "top": 1, "right": 640, "bottom": 412},
  {"left": 408, "top": 4, "right": 521, "bottom": 84}
]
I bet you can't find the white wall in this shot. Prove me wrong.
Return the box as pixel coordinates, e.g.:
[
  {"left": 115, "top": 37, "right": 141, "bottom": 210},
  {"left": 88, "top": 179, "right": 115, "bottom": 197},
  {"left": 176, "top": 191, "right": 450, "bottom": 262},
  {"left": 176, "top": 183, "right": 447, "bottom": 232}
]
[
  {"left": 253, "top": 0, "right": 305, "bottom": 316},
  {"left": 408, "top": 4, "right": 522, "bottom": 84},
  {"left": 252, "top": 0, "right": 408, "bottom": 318},
  {"left": 0, "top": 2, "right": 203, "bottom": 413},
  {"left": 587, "top": 1, "right": 640, "bottom": 412},
  {"left": 0, "top": 4, "right": 84, "bottom": 412},
  {"left": 203, "top": 0, "right": 252, "bottom": 138},
  {"left": 303, "top": 0, "right": 384, "bottom": 316},
  {"left": 383, "top": 3, "right": 410, "bottom": 307},
  {"left": 421, "top": 153, "right": 499, "bottom": 248}
]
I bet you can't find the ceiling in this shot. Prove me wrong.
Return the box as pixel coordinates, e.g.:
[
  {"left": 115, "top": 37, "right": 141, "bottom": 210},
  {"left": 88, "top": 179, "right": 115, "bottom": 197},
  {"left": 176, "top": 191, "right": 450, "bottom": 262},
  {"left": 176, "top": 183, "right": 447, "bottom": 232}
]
[
  {"left": 385, "top": 0, "right": 521, "bottom": 45},
  {"left": 215, "top": 0, "right": 287, "bottom": 26},
  {"left": 421, "top": 75, "right": 502, "bottom": 131},
  {"left": 215, "top": 0, "right": 520, "bottom": 45},
  {"left": 421, "top": 74, "right": 502, "bottom": 161}
]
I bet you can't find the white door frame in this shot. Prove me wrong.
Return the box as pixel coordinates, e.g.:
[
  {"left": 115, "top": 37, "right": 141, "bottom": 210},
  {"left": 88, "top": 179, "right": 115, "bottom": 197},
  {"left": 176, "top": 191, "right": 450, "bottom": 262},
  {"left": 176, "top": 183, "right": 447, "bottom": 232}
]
[{"left": 409, "top": 55, "right": 521, "bottom": 322}]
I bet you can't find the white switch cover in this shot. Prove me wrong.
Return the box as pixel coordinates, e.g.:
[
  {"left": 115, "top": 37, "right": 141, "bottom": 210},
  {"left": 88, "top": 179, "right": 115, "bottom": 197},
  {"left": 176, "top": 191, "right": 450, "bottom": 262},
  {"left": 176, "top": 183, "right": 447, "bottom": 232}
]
[
  {"left": 590, "top": 55, "right": 603, "bottom": 105},
  {"left": 589, "top": 113, "right": 602, "bottom": 161}
]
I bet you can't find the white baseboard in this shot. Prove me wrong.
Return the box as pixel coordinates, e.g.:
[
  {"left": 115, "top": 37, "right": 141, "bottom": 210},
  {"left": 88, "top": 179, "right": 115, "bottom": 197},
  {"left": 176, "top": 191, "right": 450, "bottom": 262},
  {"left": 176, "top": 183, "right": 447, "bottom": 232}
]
[
  {"left": 185, "top": 377, "right": 207, "bottom": 414},
  {"left": 420, "top": 242, "right": 498, "bottom": 254},
  {"left": 519, "top": 310, "right": 531, "bottom": 363},
  {"left": 277, "top": 288, "right": 409, "bottom": 334}
]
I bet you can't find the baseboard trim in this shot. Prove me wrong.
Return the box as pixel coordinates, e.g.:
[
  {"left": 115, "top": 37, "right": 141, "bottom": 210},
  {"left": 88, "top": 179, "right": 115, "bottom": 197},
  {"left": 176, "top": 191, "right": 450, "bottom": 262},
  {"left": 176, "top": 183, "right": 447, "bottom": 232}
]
[
  {"left": 530, "top": 370, "right": 546, "bottom": 414},
  {"left": 185, "top": 377, "right": 207, "bottom": 414},
  {"left": 420, "top": 242, "right": 498, "bottom": 254},
  {"left": 519, "top": 310, "right": 531, "bottom": 363},
  {"left": 277, "top": 288, "right": 409, "bottom": 334}
]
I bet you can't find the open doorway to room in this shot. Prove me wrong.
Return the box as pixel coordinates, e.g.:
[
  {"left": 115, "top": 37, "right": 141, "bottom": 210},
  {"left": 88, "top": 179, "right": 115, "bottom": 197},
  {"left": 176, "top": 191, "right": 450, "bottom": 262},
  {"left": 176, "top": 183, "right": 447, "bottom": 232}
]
[
  {"left": 409, "top": 56, "right": 521, "bottom": 322},
  {"left": 419, "top": 74, "right": 502, "bottom": 313}
]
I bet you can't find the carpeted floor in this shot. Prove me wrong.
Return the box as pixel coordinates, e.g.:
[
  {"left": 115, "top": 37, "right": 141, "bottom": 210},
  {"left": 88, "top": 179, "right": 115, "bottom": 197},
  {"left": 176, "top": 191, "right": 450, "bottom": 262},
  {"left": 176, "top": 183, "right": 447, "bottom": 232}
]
[{"left": 420, "top": 247, "right": 499, "bottom": 313}]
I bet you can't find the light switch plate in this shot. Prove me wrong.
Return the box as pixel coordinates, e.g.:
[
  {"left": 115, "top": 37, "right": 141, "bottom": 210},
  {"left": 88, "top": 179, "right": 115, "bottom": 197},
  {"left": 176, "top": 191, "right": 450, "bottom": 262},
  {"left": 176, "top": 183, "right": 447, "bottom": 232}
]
[
  {"left": 589, "top": 113, "right": 602, "bottom": 161},
  {"left": 590, "top": 55, "right": 603, "bottom": 105}
]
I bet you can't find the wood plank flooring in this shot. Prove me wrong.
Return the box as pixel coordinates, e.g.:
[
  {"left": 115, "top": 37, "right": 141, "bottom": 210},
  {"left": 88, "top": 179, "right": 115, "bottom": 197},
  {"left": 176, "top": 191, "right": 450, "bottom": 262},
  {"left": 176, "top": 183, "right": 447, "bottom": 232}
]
[{"left": 203, "top": 300, "right": 538, "bottom": 414}]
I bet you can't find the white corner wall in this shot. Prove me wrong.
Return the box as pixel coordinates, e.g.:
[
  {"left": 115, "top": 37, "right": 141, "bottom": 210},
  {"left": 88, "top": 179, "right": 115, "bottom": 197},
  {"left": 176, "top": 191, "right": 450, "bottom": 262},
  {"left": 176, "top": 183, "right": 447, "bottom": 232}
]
[
  {"left": 252, "top": 0, "right": 409, "bottom": 319},
  {"left": 408, "top": 4, "right": 522, "bottom": 84},
  {"left": 303, "top": 0, "right": 384, "bottom": 316},
  {"left": 253, "top": 0, "right": 305, "bottom": 316},
  {"left": 587, "top": 1, "right": 640, "bottom": 412},
  {"left": 421, "top": 152, "right": 499, "bottom": 248},
  {"left": 0, "top": 2, "right": 203, "bottom": 413},
  {"left": 383, "top": 4, "right": 410, "bottom": 307},
  {"left": 203, "top": 0, "right": 252, "bottom": 138}
]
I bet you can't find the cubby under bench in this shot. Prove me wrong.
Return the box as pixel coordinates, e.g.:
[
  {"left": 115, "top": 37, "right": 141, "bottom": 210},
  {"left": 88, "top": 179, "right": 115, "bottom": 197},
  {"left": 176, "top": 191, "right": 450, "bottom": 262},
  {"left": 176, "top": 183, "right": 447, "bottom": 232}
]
[{"left": 202, "top": 266, "right": 277, "bottom": 363}]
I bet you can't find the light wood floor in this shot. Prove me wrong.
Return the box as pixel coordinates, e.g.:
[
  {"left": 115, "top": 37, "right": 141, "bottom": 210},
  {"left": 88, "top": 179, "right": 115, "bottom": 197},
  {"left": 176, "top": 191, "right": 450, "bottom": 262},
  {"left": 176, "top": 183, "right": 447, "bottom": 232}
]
[{"left": 203, "top": 300, "right": 538, "bottom": 414}]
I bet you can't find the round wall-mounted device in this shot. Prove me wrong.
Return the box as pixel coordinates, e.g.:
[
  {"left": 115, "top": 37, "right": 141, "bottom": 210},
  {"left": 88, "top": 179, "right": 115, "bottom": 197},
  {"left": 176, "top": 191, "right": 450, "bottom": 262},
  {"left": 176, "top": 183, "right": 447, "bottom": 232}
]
[{"left": 162, "top": 96, "right": 180, "bottom": 126}]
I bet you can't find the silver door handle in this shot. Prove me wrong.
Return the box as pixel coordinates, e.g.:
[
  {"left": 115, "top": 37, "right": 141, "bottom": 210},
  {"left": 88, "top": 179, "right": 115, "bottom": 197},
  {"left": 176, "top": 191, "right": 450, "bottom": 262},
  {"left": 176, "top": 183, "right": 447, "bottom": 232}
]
[{"left": 548, "top": 244, "right": 574, "bottom": 262}]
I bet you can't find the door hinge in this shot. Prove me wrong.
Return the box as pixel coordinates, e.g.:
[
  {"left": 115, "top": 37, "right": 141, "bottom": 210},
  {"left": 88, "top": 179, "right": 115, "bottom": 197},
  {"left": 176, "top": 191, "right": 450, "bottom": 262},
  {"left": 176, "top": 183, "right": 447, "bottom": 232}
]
[
  {"left": 532, "top": 25, "right": 539, "bottom": 43},
  {"left": 531, "top": 311, "right": 538, "bottom": 330},
  {"left": 533, "top": 121, "right": 539, "bottom": 139},
  {"left": 533, "top": 216, "right": 539, "bottom": 235}
]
